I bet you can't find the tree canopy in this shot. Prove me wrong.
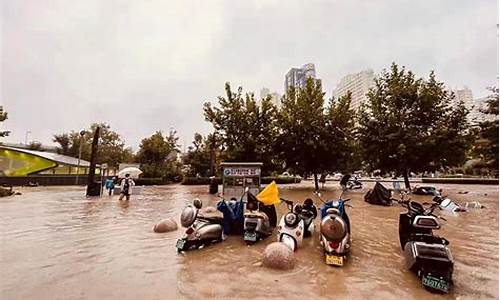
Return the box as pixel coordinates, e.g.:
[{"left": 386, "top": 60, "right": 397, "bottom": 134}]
[
  {"left": 357, "top": 63, "right": 474, "bottom": 188},
  {"left": 203, "top": 83, "right": 281, "bottom": 175},
  {"left": 0, "top": 106, "right": 10, "bottom": 138},
  {"left": 53, "top": 123, "right": 134, "bottom": 167},
  {"left": 182, "top": 132, "right": 216, "bottom": 177},
  {"left": 136, "top": 130, "right": 180, "bottom": 179},
  {"left": 474, "top": 87, "right": 499, "bottom": 170},
  {"left": 276, "top": 78, "right": 357, "bottom": 189}
]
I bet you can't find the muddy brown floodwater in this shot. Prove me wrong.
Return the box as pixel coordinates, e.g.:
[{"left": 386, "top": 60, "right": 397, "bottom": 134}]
[{"left": 0, "top": 182, "right": 498, "bottom": 299}]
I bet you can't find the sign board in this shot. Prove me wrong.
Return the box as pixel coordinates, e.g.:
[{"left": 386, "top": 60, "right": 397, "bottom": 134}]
[
  {"left": 221, "top": 162, "right": 262, "bottom": 199},
  {"left": 223, "top": 167, "right": 261, "bottom": 177}
]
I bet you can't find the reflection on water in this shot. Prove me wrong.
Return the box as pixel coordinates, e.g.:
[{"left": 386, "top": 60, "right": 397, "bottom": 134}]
[{"left": 0, "top": 183, "right": 498, "bottom": 299}]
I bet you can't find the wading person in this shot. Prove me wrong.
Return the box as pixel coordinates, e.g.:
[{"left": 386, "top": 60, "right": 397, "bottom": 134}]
[
  {"left": 105, "top": 176, "right": 116, "bottom": 196},
  {"left": 118, "top": 174, "right": 135, "bottom": 201}
]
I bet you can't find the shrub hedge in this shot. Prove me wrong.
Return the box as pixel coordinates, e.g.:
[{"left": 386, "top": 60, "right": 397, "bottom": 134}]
[{"left": 181, "top": 176, "right": 301, "bottom": 185}]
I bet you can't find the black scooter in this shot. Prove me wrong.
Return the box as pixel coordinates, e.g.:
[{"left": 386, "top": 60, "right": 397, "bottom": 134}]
[{"left": 397, "top": 191, "right": 454, "bottom": 293}]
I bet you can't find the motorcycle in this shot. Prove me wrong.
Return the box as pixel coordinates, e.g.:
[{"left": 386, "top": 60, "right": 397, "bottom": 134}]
[
  {"left": 346, "top": 178, "right": 362, "bottom": 190},
  {"left": 277, "top": 198, "right": 317, "bottom": 251},
  {"left": 243, "top": 189, "right": 275, "bottom": 244},
  {"left": 397, "top": 191, "right": 454, "bottom": 293},
  {"left": 431, "top": 193, "right": 466, "bottom": 213},
  {"left": 315, "top": 191, "right": 352, "bottom": 267},
  {"left": 340, "top": 174, "right": 362, "bottom": 190},
  {"left": 176, "top": 199, "right": 224, "bottom": 252}
]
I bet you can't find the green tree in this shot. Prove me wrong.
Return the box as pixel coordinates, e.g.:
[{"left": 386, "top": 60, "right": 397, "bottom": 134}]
[
  {"left": 474, "top": 87, "right": 499, "bottom": 170},
  {"left": 0, "top": 106, "right": 10, "bottom": 138},
  {"left": 325, "top": 91, "right": 360, "bottom": 173},
  {"left": 276, "top": 78, "right": 334, "bottom": 190},
  {"left": 53, "top": 123, "right": 134, "bottom": 168},
  {"left": 203, "top": 83, "right": 281, "bottom": 175},
  {"left": 136, "top": 130, "right": 180, "bottom": 179},
  {"left": 182, "top": 133, "right": 214, "bottom": 177},
  {"left": 27, "top": 141, "right": 42, "bottom": 150},
  {"left": 357, "top": 63, "right": 474, "bottom": 189}
]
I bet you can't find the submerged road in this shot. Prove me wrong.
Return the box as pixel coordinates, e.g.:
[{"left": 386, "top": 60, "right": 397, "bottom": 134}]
[{"left": 0, "top": 182, "right": 498, "bottom": 299}]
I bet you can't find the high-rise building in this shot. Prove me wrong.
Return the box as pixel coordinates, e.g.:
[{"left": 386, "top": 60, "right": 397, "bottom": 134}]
[
  {"left": 451, "top": 87, "right": 474, "bottom": 110},
  {"left": 260, "top": 88, "right": 270, "bottom": 100},
  {"left": 284, "top": 63, "right": 317, "bottom": 92},
  {"left": 260, "top": 87, "right": 281, "bottom": 108},
  {"left": 332, "top": 69, "right": 375, "bottom": 110}
]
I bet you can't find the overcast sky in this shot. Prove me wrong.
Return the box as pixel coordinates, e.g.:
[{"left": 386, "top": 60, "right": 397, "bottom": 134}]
[{"left": 1, "top": 0, "right": 498, "bottom": 150}]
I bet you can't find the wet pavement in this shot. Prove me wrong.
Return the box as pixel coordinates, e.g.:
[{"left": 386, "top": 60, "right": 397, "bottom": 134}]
[{"left": 0, "top": 182, "right": 498, "bottom": 299}]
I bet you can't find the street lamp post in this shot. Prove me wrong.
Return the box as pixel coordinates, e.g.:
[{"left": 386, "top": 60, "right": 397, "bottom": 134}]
[{"left": 75, "top": 130, "right": 86, "bottom": 185}]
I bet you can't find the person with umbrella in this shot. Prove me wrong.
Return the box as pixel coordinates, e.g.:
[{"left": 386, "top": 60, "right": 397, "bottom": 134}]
[{"left": 119, "top": 173, "right": 135, "bottom": 201}]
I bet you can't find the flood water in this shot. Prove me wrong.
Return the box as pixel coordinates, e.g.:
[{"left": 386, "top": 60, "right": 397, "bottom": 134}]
[{"left": 1, "top": 182, "right": 498, "bottom": 299}]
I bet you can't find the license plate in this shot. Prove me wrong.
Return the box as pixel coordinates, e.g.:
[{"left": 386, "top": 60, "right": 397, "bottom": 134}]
[
  {"left": 176, "top": 239, "right": 186, "bottom": 250},
  {"left": 326, "top": 254, "right": 344, "bottom": 266},
  {"left": 244, "top": 231, "right": 257, "bottom": 242},
  {"left": 422, "top": 275, "right": 449, "bottom": 292}
]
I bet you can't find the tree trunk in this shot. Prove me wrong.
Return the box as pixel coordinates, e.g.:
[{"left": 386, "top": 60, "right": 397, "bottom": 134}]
[
  {"left": 403, "top": 168, "right": 411, "bottom": 190},
  {"left": 313, "top": 173, "right": 319, "bottom": 191}
]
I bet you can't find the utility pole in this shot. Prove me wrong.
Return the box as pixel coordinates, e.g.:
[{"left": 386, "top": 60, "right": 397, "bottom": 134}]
[{"left": 75, "top": 130, "right": 86, "bottom": 185}]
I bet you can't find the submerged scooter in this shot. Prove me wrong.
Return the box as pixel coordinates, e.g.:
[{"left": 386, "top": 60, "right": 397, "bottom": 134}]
[
  {"left": 340, "top": 174, "right": 362, "bottom": 190},
  {"left": 397, "top": 191, "right": 454, "bottom": 293},
  {"left": 176, "top": 199, "right": 224, "bottom": 252},
  {"left": 243, "top": 188, "right": 275, "bottom": 244},
  {"left": 277, "top": 198, "right": 317, "bottom": 251},
  {"left": 315, "top": 190, "right": 352, "bottom": 267}
]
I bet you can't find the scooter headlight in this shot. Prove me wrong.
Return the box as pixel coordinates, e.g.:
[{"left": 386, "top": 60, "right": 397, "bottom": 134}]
[{"left": 284, "top": 213, "right": 299, "bottom": 227}]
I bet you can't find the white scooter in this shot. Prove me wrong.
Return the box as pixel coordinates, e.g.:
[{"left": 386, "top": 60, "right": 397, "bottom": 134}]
[{"left": 277, "top": 198, "right": 316, "bottom": 251}]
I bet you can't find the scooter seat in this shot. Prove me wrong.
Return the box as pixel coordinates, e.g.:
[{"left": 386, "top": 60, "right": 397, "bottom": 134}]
[
  {"left": 410, "top": 233, "right": 449, "bottom": 245},
  {"left": 411, "top": 241, "right": 452, "bottom": 260},
  {"left": 244, "top": 211, "right": 268, "bottom": 219},
  {"left": 200, "top": 216, "right": 224, "bottom": 225}
]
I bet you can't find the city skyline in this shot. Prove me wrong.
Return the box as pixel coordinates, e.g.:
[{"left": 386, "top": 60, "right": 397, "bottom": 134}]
[{"left": 2, "top": 0, "right": 497, "bottom": 150}]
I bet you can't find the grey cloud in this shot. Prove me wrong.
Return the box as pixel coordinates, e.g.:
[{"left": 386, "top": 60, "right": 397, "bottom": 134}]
[{"left": 2, "top": 0, "right": 497, "bottom": 149}]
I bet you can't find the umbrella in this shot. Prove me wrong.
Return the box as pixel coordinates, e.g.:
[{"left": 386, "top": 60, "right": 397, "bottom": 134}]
[{"left": 118, "top": 167, "right": 143, "bottom": 178}]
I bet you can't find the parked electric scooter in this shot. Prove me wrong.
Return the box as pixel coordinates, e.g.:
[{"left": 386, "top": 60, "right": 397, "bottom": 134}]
[
  {"left": 176, "top": 199, "right": 224, "bottom": 252},
  {"left": 277, "top": 198, "right": 317, "bottom": 251},
  {"left": 426, "top": 189, "right": 467, "bottom": 213},
  {"left": 243, "top": 189, "right": 274, "bottom": 244},
  {"left": 340, "top": 174, "right": 362, "bottom": 190},
  {"left": 397, "top": 191, "right": 454, "bottom": 293},
  {"left": 314, "top": 190, "right": 352, "bottom": 266},
  {"left": 346, "top": 177, "right": 362, "bottom": 190}
]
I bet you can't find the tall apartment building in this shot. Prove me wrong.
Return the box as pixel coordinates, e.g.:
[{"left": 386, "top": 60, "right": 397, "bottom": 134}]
[
  {"left": 451, "top": 87, "right": 474, "bottom": 110},
  {"left": 284, "top": 63, "right": 317, "bottom": 92},
  {"left": 260, "top": 87, "right": 281, "bottom": 108},
  {"left": 332, "top": 69, "right": 375, "bottom": 110}
]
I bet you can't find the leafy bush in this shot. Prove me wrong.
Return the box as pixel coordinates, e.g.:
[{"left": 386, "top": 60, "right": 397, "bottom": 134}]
[{"left": 181, "top": 176, "right": 301, "bottom": 185}]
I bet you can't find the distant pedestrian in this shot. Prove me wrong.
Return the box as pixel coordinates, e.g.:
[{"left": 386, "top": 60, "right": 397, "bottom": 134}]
[
  {"left": 105, "top": 177, "right": 116, "bottom": 196},
  {"left": 119, "top": 174, "right": 135, "bottom": 201}
]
